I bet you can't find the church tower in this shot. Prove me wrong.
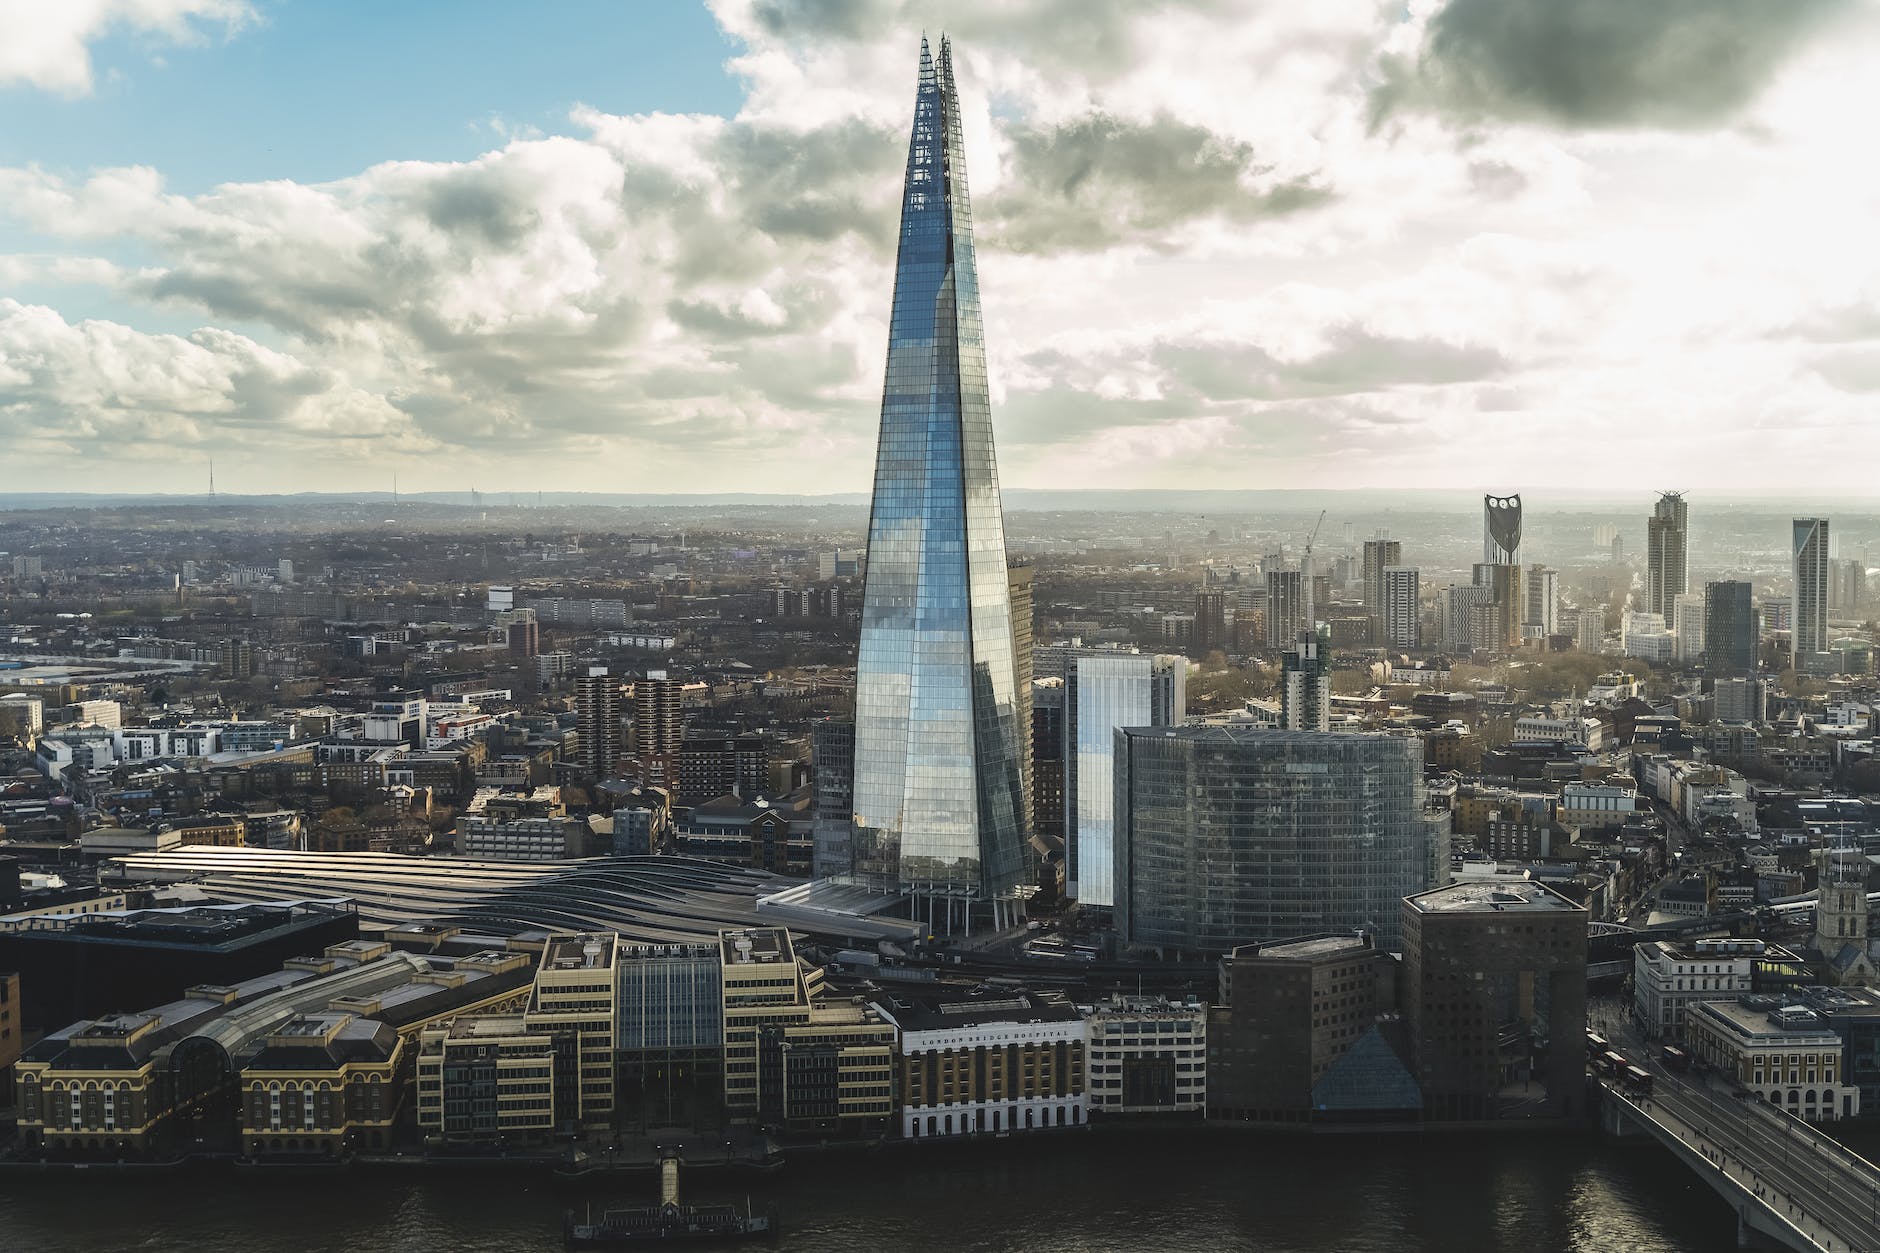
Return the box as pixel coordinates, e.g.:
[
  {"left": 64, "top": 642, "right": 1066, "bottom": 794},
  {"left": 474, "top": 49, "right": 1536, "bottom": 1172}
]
[{"left": 1816, "top": 847, "right": 1876, "bottom": 987}]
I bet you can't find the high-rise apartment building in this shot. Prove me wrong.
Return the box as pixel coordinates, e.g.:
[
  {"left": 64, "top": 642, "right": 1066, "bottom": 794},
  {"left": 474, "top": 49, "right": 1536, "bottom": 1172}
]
[
  {"left": 505, "top": 611, "right": 539, "bottom": 659},
  {"left": 1279, "top": 629, "right": 1330, "bottom": 733},
  {"left": 1065, "top": 654, "right": 1184, "bottom": 907},
  {"left": 1193, "top": 588, "right": 1229, "bottom": 654},
  {"left": 1265, "top": 568, "right": 1305, "bottom": 649},
  {"left": 1361, "top": 540, "right": 1401, "bottom": 611},
  {"left": 1030, "top": 679, "right": 1066, "bottom": 850},
  {"left": 1673, "top": 592, "right": 1705, "bottom": 664},
  {"left": 850, "top": 39, "right": 1028, "bottom": 927},
  {"left": 1381, "top": 567, "right": 1421, "bottom": 650},
  {"left": 1470, "top": 562, "right": 1522, "bottom": 652},
  {"left": 1704, "top": 580, "right": 1756, "bottom": 676},
  {"left": 1646, "top": 492, "right": 1689, "bottom": 622},
  {"left": 573, "top": 670, "right": 623, "bottom": 779},
  {"left": 1523, "top": 565, "right": 1558, "bottom": 636},
  {"left": 631, "top": 671, "right": 684, "bottom": 760},
  {"left": 1831, "top": 558, "right": 1867, "bottom": 612},
  {"left": 1483, "top": 494, "right": 1521, "bottom": 565},
  {"left": 1114, "top": 727, "right": 1445, "bottom": 956},
  {"left": 1792, "top": 518, "right": 1831, "bottom": 669},
  {"left": 1713, "top": 676, "right": 1768, "bottom": 723},
  {"left": 1575, "top": 607, "right": 1606, "bottom": 654},
  {"left": 1444, "top": 584, "right": 1492, "bottom": 653}
]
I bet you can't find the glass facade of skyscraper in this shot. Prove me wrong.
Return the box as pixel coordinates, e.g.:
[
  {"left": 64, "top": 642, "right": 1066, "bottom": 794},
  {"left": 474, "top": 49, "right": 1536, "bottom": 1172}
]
[
  {"left": 851, "top": 38, "right": 1027, "bottom": 911},
  {"left": 1114, "top": 727, "right": 1443, "bottom": 956},
  {"left": 1066, "top": 654, "right": 1184, "bottom": 908}
]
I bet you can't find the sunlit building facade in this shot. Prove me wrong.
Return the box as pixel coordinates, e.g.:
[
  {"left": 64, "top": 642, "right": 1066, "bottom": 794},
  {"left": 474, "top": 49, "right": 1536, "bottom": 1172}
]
[
  {"left": 1065, "top": 653, "right": 1185, "bottom": 907},
  {"left": 851, "top": 38, "right": 1028, "bottom": 928},
  {"left": 1793, "top": 518, "right": 1831, "bottom": 669}
]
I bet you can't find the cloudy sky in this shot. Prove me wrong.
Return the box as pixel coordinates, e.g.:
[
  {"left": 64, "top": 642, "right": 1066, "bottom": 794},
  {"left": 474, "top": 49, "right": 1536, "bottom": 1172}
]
[{"left": 3, "top": 0, "right": 1879, "bottom": 497}]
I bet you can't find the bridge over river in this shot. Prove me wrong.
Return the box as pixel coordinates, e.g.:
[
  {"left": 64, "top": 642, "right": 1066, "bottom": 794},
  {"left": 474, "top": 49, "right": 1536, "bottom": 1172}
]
[{"left": 1599, "top": 1062, "right": 1880, "bottom": 1250}]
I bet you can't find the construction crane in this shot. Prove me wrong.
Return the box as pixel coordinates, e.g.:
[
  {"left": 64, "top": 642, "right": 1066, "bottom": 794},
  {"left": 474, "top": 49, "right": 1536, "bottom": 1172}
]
[
  {"left": 1300, "top": 510, "right": 1327, "bottom": 635},
  {"left": 1302, "top": 510, "right": 1327, "bottom": 562}
]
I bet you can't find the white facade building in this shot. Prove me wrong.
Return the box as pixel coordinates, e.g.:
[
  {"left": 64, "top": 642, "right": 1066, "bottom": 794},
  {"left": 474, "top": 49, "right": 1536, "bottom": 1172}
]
[
  {"left": 1514, "top": 716, "right": 1603, "bottom": 751},
  {"left": 1559, "top": 781, "right": 1636, "bottom": 831},
  {"left": 1633, "top": 938, "right": 1771, "bottom": 1041},
  {"left": 1575, "top": 607, "right": 1607, "bottom": 654},
  {"left": 457, "top": 816, "right": 572, "bottom": 861},
  {"left": 1066, "top": 653, "right": 1185, "bottom": 906},
  {"left": 1674, "top": 593, "right": 1706, "bottom": 664},
  {"left": 1381, "top": 567, "right": 1421, "bottom": 650}
]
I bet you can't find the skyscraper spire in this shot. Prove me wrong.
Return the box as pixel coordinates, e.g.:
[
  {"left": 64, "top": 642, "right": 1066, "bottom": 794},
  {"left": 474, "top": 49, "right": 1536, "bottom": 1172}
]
[{"left": 850, "top": 38, "right": 1027, "bottom": 929}]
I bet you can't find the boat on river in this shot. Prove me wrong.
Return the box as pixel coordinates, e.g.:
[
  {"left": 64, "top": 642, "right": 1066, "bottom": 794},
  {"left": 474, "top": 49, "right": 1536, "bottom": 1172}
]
[{"left": 563, "top": 1153, "right": 775, "bottom": 1247}]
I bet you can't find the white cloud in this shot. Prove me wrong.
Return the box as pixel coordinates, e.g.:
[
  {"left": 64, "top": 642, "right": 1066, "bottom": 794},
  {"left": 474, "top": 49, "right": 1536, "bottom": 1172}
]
[
  {"left": 1, "top": 0, "right": 1877, "bottom": 492},
  {"left": 0, "top": 299, "right": 432, "bottom": 463},
  {"left": 0, "top": 0, "right": 253, "bottom": 96}
]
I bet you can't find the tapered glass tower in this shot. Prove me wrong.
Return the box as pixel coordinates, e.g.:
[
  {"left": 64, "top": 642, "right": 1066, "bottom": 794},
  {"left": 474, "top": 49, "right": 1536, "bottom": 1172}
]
[{"left": 851, "top": 37, "right": 1027, "bottom": 925}]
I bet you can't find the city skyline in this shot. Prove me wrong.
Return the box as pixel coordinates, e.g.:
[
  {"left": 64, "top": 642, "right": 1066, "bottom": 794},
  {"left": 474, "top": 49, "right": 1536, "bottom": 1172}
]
[
  {"left": 12, "top": 5, "right": 1880, "bottom": 1246},
  {"left": 4, "top": 2, "right": 1880, "bottom": 495}
]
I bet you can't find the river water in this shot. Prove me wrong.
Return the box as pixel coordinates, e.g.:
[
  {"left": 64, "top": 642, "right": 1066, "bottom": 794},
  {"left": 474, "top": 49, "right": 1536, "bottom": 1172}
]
[{"left": 0, "top": 1128, "right": 1735, "bottom": 1252}]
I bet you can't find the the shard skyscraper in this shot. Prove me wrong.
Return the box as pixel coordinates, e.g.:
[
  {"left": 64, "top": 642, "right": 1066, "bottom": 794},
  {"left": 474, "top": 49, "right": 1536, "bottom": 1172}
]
[{"left": 851, "top": 37, "right": 1027, "bottom": 931}]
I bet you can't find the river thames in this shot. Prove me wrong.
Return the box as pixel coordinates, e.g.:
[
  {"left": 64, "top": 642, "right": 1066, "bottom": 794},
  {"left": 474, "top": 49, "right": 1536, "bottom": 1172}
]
[{"left": 0, "top": 1129, "right": 1736, "bottom": 1252}]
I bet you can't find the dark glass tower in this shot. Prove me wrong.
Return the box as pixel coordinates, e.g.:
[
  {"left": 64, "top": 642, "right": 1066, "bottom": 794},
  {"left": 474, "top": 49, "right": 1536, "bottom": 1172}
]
[
  {"left": 851, "top": 37, "right": 1027, "bottom": 926},
  {"left": 1703, "top": 579, "right": 1756, "bottom": 676}
]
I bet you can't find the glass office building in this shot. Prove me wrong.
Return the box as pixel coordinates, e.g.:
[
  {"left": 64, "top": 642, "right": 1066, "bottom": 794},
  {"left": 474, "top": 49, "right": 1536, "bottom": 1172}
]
[
  {"left": 615, "top": 941, "right": 725, "bottom": 1130},
  {"left": 1066, "top": 654, "right": 1185, "bottom": 908},
  {"left": 1793, "top": 517, "right": 1831, "bottom": 668},
  {"left": 1114, "top": 727, "right": 1444, "bottom": 957},
  {"left": 851, "top": 38, "right": 1027, "bottom": 925}
]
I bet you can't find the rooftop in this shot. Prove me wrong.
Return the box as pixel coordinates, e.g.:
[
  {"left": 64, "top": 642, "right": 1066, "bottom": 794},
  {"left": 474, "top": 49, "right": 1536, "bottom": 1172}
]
[
  {"left": 880, "top": 987, "right": 1082, "bottom": 1032},
  {"left": 1647, "top": 938, "right": 1799, "bottom": 963},
  {"left": 544, "top": 933, "right": 616, "bottom": 972},
  {"left": 1694, "top": 996, "right": 1842, "bottom": 1042},
  {"left": 720, "top": 927, "right": 791, "bottom": 966},
  {"left": 446, "top": 1014, "right": 532, "bottom": 1040},
  {"left": 1405, "top": 880, "right": 1584, "bottom": 915},
  {"left": 1, "top": 899, "right": 355, "bottom": 947},
  {"left": 1237, "top": 933, "right": 1375, "bottom": 962}
]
